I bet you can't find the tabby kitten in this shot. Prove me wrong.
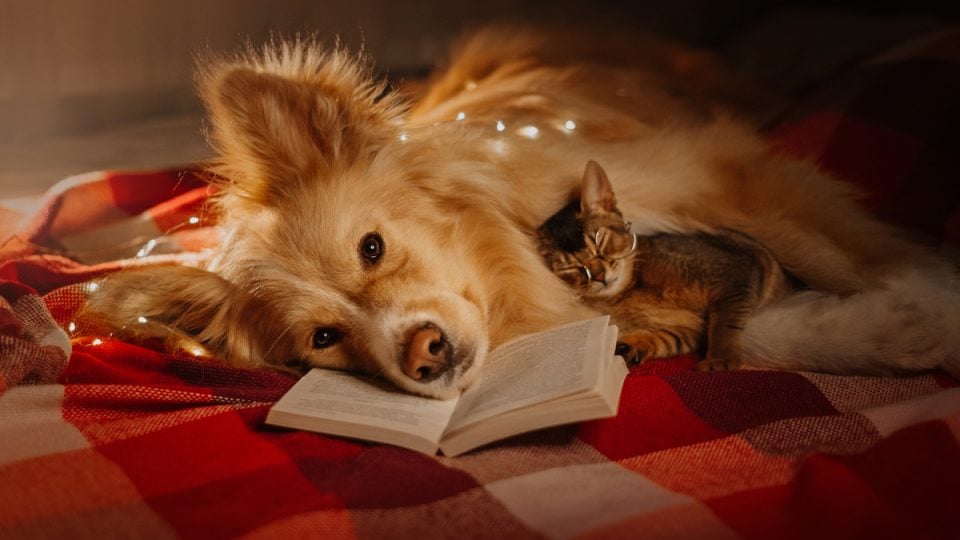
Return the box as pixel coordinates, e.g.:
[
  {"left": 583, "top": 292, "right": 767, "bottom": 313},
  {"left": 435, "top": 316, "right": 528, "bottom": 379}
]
[{"left": 536, "top": 160, "right": 792, "bottom": 371}]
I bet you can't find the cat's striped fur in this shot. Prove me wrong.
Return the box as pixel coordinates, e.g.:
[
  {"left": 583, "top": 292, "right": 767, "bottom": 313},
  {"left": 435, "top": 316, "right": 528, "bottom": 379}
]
[{"left": 537, "top": 161, "right": 792, "bottom": 369}]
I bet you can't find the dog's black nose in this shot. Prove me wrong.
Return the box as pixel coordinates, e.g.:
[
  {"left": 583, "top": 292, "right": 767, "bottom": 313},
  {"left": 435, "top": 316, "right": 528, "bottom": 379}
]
[{"left": 403, "top": 324, "right": 453, "bottom": 381}]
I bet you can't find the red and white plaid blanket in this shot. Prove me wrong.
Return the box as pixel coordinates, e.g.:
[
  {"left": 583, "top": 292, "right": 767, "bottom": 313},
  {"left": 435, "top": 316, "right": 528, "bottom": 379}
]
[{"left": 2, "top": 29, "right": 960, "bottom": 539}]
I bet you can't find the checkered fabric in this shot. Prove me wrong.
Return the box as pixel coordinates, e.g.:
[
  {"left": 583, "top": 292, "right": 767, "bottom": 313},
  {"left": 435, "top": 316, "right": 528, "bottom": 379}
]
[{"left": 2, "top": 29, "right": 960, "bottom": 540}]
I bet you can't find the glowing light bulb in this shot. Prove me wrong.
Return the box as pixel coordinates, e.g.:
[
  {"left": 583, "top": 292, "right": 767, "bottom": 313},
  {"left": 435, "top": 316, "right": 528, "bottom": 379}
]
[
  {"left": 564, "top": 120, "right": 577, "bottom": 131},
  {"left": 399, "top": 132, "right": 409, "bottom": 142},
  {"left": 496, "top": 120, "right": 506, "bottom": 132},
  {"left": 136, "top": 239, "right": 158, "bottom": 258},
  {"left": 188, "top": 216, "right": 200, "bottom": 225},
  {"left": 456, "top": 112, "right": 466, "bottom": 121},
  {"left": 518, "top": 125, "right": 540, "bottom": 139},
  {"left": 91, "top": 338, "right": 103, "bottom": 346},
  {"left": 68, "top": 322, "right": 77, "bottom": 333},
  {"left": 85, "top": 282, "right": 100, "bottom": 293},
  {"left": 137, "top": 316, "right": 148, "bottom": 324},
  {"left": 189, "top": 346, "right": 206, "bottom": 357}
]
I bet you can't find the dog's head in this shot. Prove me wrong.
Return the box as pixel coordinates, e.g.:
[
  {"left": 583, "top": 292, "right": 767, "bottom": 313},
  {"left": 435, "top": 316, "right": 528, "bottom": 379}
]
[
  {"left": 201, "top": 40, "right": 500, "bottom": 398},
  {"left": 84, "top": 40, "right": 497, "bottom": 398}
]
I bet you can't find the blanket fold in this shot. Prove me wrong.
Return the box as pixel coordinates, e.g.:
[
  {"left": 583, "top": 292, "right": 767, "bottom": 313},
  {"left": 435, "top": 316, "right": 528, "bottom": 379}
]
[
  {"left": 1, "top": 169, "right": 958, "bottom": 539},
  {"left": 2, "top": 26, "right": 960, "bottom": 538}
]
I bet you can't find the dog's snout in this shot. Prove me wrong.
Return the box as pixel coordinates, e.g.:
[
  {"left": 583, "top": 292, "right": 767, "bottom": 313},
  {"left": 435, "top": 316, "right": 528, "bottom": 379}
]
[{"left": 403, "top": 324, "right": 452, "bottom": 382}]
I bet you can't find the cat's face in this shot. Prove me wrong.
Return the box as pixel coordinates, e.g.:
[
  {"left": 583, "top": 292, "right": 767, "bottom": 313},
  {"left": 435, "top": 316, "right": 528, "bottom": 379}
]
[{"left": 537, "top": 160, "right": 637, "bottom": 298}]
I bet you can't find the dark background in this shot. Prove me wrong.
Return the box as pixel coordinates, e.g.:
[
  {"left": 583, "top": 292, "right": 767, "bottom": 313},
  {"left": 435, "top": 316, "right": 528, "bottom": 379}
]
[{"left": 1, "top": 0, "right": 956, "bottom": 199}]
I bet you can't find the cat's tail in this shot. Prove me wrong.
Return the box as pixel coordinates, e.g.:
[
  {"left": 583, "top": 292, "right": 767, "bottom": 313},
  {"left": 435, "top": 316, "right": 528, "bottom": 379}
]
[{"left": 741, "top": 270, "right": 960, "bottom": 378}]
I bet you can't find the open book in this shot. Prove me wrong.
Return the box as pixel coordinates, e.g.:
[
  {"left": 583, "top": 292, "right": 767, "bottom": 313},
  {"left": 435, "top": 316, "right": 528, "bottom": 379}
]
[{"left": 266, "top": 316, "right": 628, "bottom": 456}]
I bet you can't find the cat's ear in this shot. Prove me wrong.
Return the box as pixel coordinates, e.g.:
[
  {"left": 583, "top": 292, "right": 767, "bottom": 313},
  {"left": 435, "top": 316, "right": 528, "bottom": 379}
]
[
  {"left": 581, "top": 160, "right": 617, "bottom": 213},
  {"left": 199, "top": 42, "right": 405, "bottom": 206}
]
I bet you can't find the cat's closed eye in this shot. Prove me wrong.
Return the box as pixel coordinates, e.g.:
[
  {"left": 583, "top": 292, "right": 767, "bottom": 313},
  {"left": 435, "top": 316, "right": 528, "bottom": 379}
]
[
  {"left": 554, "top": 266, "right": 590, "bottom": 287},
  {"left": 594, "top": 227, "right": 636, "bottom": 260}
]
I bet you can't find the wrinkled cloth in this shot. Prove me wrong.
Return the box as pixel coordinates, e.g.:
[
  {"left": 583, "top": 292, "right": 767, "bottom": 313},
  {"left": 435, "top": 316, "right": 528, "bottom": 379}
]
[{"left": 2, "top": 27, "right": 960, "bottom": 540}]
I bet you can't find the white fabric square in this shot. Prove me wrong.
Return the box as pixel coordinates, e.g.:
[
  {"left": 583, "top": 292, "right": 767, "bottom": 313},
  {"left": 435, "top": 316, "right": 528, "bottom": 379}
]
[
  {"left": 0, "top": 385, "right": 90, "bottom": 465},
  {"left": 862, "top": 386, "right": 960, "bottom": 438},
  {"left": 485, "top": 461, "right": 692, "bottom": 539}
]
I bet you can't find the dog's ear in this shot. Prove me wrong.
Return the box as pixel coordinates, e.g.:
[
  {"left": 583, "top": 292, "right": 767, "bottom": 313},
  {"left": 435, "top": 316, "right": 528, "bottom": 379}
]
[
  {"left": 204, "top": 68, "right": 327, "bottom": 200},
  {"left": 581, "top": 160, "right": 617, "bottom": 213},
  {"left": 200, "top": 42, "right": 406, "bottom": 205},
  {"left": 81, "top": 266, "right": 288, "bottom": 368}
]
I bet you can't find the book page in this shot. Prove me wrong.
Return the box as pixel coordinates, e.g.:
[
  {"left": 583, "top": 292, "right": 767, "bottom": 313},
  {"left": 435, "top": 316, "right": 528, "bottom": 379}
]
[
  {"left": 439, "top": 323, "right": 624, "bottom": 456},
  {"left": 268, "top": 369, "right": 458, "bottom": 446},
  {"left": 446, "top": 316, "right": 609, "bottom": 431}
]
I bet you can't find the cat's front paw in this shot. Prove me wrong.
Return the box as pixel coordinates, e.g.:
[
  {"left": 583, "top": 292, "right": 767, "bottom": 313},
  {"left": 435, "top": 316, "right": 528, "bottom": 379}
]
[
  {"left": 615, "top": 341, "right": 645, "bottom": 364},
  {"left": 617, "top": 330, "right": 687, "bottom": 364}
]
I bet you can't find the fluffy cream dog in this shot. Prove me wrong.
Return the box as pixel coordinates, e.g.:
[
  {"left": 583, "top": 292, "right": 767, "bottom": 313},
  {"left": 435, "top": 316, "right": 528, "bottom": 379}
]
[{"left": 86, "top": 27, "right": 960, "bottom": 397}]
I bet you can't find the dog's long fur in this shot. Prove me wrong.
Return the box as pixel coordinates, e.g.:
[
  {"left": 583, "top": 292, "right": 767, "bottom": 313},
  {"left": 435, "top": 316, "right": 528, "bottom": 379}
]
[{"left": 84, "top": 27, "right": 960, "bottom": 397}]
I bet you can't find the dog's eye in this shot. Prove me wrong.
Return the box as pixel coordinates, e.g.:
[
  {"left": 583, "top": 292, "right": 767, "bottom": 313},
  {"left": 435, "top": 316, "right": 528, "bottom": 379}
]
[
  {"left": 312, "top": 327, "right": 342, "bottom": 349},
  {"left": 360, "top": 232, "right": 384, "bottom": 263}
]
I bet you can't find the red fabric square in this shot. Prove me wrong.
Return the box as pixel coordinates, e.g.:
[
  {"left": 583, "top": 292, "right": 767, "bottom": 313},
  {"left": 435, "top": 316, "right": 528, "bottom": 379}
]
[
  {"left": 92, "top": 410, "right": 292, "bottom": 499},
  {"left": 706, "top": 456, "right": 910, "bottom": 540},
  {"left": 579, "top": 375, "right": 726, "bottom": 460},
  {"left": 146, "top": 462, "right": 341, "bottom": 539},
  {"left": 840, "top": 421, "right": 960, "bottom": 539}
]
